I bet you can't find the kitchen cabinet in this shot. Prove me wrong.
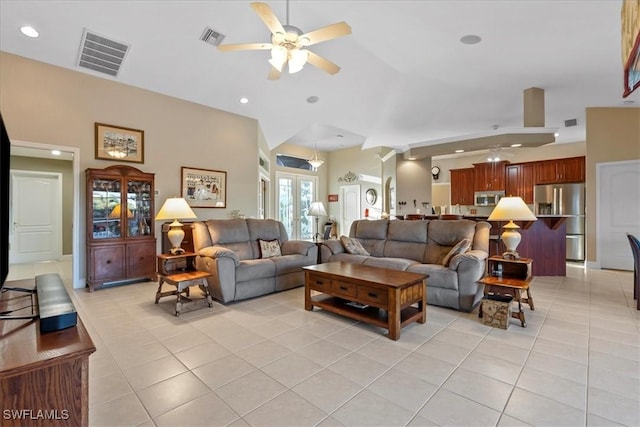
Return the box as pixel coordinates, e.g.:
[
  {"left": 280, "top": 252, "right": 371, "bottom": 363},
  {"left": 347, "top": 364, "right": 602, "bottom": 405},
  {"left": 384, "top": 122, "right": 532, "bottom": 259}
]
[
  {"left": 505, "top": 163, "right": 535, "bottom": 203},
  {"left": 535, "top": 156, "right": 585, "bottom": 184},
  {"left": 450, "top": 168, "right": 475, "bottom": 205},
  {"left": 473, "top": 161, "right": 509, "bottom": 191},
  {"left": 86, "top": 165, "right": 156, "bottom": 291}
]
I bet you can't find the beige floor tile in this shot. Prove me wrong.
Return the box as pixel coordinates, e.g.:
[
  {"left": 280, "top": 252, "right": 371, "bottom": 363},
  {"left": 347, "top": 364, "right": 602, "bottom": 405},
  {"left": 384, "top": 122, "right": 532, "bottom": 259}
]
[
  {"left": 235, "top": 339, "right": 291, "bottom": 368},
  {"left": 291, "top": 368, "right": 362, "bottom": 413},
  {"left": 193, "top": 354, "right": 256, "bottom": 390},
  {"left": 459, "top": 351, "right": 523, "bottom": 385},
  {"left": 136, "top": 371, "right": 210, "bottom": 418},
  {"left": 417, "top": 388, "right": 501, "bottom": 426},
  {"left": 516, "top": 366, "right": 586, "bottom": 411},
  {"left": 414, "top": 339, "right": 472, "bottom": 365},
  {"left": 394, "top": 351, "right": 456, "bottom": 386},
  {"left": 497, "top": 414, "right": 533, "bottom": 426},
  {"left": 89, "top": 393, "right": 150, "bottom": 427},
  {"left": 327, "top": 352, "right": 389, "bottom": 387},
  {"left": 504, "top": 387, "right": 586, "bottom": 426},
  {"left": 110, "top": 341, "right": 172, "bottom": 370},
  {"left": 215, "top": 370, "right": 287, "bottom": 416},
  {"left": 485, "top": 327, "right": 537, "bottom": 349},
  {"left": 175, "top": 341, "right": 231, "bottom": 370},
  {"left": 587, "top": 386, "right": 640, "bottom": 427},
  {"left": 368, "top": 367, "right": 438, "bottom": 412},
  {"left": 589, "top": 336, "right": 640, "bottom": 362},
  {"left": 159, "top": 328, "right": 212, "bottom": 353},
  {"left": 243, "top": 390, "right": 327, "bottom": 427},
  {"left": 475, "top": 337, "right": 531, "bottom": 365},
  {"left": 270, "top": 327, "right": 322, "bottom": 350},
  {"left": 89, "top": 370, "right": 133, "bottom": 408},
  {"left": 316, "top": 416, "right": 347, "bottom": 427},
  {"left": 332, "top": 389, "right": 415, "bottom": 427},
  {"left": 406, "top": 414, "right": 441, "bottom": 426},
  {"left": 294, "top": 338, "right": 351, "bottom": 366},
  {"left": 261, "top": 352, "right": 324, "bottom": 388},
  {"left": 588, "top": 365, "right": 640, "bottom": 399},
  {"left": 250, "top": 318, "right": 297, "bottom": 339},
  {"left": 586, "top": 413, "right": 628, "bottom": 427},
  {"left": 323, "top": 326, "right": 376, "bottom": 350},
  {"left": 123, "top": 354, "right": 188, "bottom": 390},
  {"left": 442, "top": 367, "right": 514, "bottom": 411},
  {"left": 529, "top": 336, "right": 588, "bottom": 364},
  {"left": 524, "top": 350, "right": 587, "bottom": 385},
  {"left": 153, "top": 392, "right": 239, "bottom": 427},
  {"left": 589, "top": 350, "right": 640, "bottom": 380}
]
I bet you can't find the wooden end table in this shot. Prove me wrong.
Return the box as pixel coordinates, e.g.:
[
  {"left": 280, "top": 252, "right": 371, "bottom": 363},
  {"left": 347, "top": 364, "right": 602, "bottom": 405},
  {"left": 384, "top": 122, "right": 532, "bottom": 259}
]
[
  {"left": 155, "top": 253, "right": 213, "bottom": 316},
  {"left": 478, "top": 256, "right": 534, "bottom": 327}
]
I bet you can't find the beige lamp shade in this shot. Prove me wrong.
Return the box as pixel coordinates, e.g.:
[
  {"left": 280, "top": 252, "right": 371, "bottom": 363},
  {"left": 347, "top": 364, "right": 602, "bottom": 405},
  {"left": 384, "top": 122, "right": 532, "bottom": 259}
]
[
  {"left": 488, "top": 196, "right": 537, "bottom": 259},
  {"left": 109, "top": 204, "right": 133, "bottom": 219},
  {"left": 155, "top": 197, "right": 197, "bottom": 254}
]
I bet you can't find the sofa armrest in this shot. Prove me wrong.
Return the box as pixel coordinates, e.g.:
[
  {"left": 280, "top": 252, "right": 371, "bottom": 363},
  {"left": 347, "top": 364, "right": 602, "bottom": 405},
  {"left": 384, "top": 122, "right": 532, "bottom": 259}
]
[
  {"left": 281, "top": 240, "right": 315, "bottom": 256},
  {"left": 448, "top": 249, "right": 487, "bottom": 271},
  {"left": 198, "top": 245, "right": 240, "bottom": 266}
]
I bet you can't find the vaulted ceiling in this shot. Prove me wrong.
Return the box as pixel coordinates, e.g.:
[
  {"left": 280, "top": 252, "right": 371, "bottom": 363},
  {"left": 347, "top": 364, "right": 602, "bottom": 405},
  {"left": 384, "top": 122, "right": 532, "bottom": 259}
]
[{"left": 1, "top": 1, "right": 637, "bottom": 156}]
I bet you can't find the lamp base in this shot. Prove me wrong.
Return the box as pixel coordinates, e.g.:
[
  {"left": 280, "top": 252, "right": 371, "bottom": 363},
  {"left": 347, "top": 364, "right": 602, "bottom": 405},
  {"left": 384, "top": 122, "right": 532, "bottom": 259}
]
[
  {"left": 502, "top": 250, "right": 520, "bottom": 260},
  {"left": 170, "top": 247, "right": 186, "bottom": 255}
]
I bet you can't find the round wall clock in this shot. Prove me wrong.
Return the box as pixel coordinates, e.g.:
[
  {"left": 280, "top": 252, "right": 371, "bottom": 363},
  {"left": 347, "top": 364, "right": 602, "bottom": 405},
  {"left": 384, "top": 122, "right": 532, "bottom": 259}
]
[{"left": 431, "top": 166, "right": 441, "bottom": 180}]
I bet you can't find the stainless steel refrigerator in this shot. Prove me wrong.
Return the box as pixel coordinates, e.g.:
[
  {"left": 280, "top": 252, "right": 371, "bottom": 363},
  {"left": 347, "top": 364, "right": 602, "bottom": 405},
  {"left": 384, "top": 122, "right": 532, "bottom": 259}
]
[{"left": 534, "top": 183, "right": 585, "bottom": 261}]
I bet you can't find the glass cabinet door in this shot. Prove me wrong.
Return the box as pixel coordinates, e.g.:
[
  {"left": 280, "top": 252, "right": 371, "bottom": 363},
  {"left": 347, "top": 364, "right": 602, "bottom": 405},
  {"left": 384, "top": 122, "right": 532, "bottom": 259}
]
[
  {"left": 91, "top": 178, "right": 122, "bottom": 239},
  {"left": 127, "top": 179, "right": 152, "bottom": 237}
]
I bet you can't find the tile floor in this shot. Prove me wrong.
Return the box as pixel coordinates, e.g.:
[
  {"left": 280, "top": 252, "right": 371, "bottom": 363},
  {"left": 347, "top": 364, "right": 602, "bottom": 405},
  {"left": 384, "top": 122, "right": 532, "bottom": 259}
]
[{"left": 6, "top": 261, "right": 640, "bottom": 427}]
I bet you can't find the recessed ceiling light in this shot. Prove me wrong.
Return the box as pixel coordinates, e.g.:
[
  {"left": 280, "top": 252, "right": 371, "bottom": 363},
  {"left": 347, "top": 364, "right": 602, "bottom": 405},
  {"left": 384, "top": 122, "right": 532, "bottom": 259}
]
[
  {"left": 455, "top": 149, "right": 465, "bottom": 153},
  {"left": 510, "top": 144, "right": 522, "bottom": 148},
  {"left": 460, "top": 34, "right": 481, "bottom": 45},
  {"left": 20, "top": 25, "right": 39, "bottom": 38},
  {"left": 306, "top": 96, "right": 319, "bottom": 104},
  {"left": 336, "top": 134, "right": 343, "bottom": 138},
  {"left": 51, "top": 150, "right": 61, "bottom": 156},
  {"left": 239, "top": 97, "right": 248, "bottom": 104},
  {"left": 408, "top": 157, "right": 416, "bottom": 161},
  {"left": 554, "top": 132, "right": 560, "bottom": 137}
]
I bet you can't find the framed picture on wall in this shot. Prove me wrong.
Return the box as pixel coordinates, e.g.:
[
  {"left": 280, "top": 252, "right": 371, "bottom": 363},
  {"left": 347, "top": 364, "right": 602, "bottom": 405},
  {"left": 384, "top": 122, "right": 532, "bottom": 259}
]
[
  {"left": 95, "top": 123, "right": 144, "bottom": 163},
  {"left": 181, "top": 166, "right": 227, "bottom": 208}
]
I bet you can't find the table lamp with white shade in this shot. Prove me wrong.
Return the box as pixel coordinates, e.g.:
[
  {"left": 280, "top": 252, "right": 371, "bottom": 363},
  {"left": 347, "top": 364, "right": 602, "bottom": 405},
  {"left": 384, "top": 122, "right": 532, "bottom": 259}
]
[
  {"left": 487, "top": 196, "right": 537, "bottom": 260},
  {"left": 155, "top": 197, "right": 197, "bottom": 254},
  {"left": 308, "top": 201, "right": 327, "bottom": 241}
]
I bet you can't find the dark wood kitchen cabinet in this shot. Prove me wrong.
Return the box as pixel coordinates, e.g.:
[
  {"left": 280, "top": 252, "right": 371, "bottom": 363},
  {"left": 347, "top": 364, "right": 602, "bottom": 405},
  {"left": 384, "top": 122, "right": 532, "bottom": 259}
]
[
  {"left": 473, "top": 161, "right": 509, "bottom": 191},
  {"left": 450, "top": 168, "right": 475, "bottom": 205},
  {"left": 535, "top": 156, "right": 585, "bottom": 184},
  {"left": 505, "top": 163, "right": 535, "bottom": 203},
  {"left": 86, "top": 165, "right": 156, "bottom": 291}
]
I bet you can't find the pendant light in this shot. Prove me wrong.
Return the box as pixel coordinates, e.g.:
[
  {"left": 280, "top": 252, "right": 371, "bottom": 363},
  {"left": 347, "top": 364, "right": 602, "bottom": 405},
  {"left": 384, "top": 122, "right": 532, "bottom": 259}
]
[{"left": 308, "top": 142, "right": 324, "bottom": 169}]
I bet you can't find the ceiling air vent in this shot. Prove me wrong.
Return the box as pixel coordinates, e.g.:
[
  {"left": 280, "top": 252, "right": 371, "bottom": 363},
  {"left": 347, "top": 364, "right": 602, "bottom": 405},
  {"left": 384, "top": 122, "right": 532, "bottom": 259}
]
[
  {"left": 77, "top": 29, "right": 130, "bottom": 77},
  {"left": 564, "top": 118, "right": 578, "bottom": 127},
  {"left": 200, "top": 27, "right": 225, "bottom": 46}
]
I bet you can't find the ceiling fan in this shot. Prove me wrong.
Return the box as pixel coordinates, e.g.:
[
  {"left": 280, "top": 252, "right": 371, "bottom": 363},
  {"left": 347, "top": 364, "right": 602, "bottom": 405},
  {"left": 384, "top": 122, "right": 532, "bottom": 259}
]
[{"left": 218, "top": 1, "right": 352, "bottom": 80}]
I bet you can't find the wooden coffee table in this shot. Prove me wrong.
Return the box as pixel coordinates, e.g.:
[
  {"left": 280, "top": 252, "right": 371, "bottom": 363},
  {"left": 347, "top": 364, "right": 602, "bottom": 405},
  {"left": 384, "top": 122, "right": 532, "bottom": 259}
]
[{"left": 303, "top": 262, "right": 427, "bottom": 340}]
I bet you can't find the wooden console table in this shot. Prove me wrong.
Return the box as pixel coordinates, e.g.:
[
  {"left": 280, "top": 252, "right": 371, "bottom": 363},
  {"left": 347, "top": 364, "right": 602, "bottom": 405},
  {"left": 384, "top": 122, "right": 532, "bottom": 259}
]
[{"left": 0, "top": 279, "right": 96, "bottom": 427}]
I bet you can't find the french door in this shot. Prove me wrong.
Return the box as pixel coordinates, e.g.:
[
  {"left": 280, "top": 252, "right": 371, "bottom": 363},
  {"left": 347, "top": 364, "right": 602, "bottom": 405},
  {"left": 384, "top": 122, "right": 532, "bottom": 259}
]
[{"left": 276, "top": 173, "right": 316, "bottom": 240}]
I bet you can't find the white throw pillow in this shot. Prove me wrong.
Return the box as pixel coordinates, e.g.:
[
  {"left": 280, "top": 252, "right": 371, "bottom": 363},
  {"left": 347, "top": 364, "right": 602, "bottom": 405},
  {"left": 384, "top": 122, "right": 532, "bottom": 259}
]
[
  {"left": 258, "top": 239, "right": 282, "bottom": 258},
  {"left": 442, "top": 238, "right": 471, "bottom": 267}
]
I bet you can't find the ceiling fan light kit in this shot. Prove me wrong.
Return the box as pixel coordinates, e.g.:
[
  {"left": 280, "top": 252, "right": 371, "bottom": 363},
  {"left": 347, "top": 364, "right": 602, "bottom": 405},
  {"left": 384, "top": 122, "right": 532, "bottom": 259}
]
[{"left": 218, "top": 1, "right": 351, "bottom": 79}]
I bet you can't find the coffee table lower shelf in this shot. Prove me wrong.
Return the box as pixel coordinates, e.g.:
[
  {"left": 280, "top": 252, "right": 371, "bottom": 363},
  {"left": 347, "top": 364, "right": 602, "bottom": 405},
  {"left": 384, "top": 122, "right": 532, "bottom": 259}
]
[{"left": 309, "top": 295, "right": 424, "bottom": 330}]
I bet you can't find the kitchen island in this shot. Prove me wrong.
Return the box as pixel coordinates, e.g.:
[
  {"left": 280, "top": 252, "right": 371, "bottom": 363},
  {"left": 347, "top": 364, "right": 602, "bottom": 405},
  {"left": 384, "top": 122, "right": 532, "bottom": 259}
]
[{"left": 464, "top": 215, "right": 569, "bottom": 276}]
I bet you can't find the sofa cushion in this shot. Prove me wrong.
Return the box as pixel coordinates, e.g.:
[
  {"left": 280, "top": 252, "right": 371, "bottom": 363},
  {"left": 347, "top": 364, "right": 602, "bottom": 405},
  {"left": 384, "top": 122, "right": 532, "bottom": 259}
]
[
  {"left": 363, "top": 257, "right": 418, "bottom": 271},
  {"left": 247, "top": 219, "right": 287, "bottom": 258},
  {"left": 205, "top": 219, "right": 253, "bottom": 260},
  {"left": 259, "top": 239, "right": 282, "bottom": 258},
  {"left": 351, "top": 219, "right": 388, "bottom": 240},
  {"left": 425, "top": 220, "right": 477, "bottom": 264},
  {"left": 328, "top": 253, "right": 369, "bottom": 264},
  {"left": 235, "top": 258, "right": 276, "bottom": 282},
  {"left": 387, "top": 220, "right": 428, "bottom": 243},
  {"left": 442, "top": 238, "right": 471, "bottom": 267},
  {"left": 407, "top": 264, "right": 459, "bottom": 291},
  {"left": 340, "top": 235, "right": 370, "bottom": 255},
  {"left": 271, "top": 254, "right": 312, "bottom": 275}
]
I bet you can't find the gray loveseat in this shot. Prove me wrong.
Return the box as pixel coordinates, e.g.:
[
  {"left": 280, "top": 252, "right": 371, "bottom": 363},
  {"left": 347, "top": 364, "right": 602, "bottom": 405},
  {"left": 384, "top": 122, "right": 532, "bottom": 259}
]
[
  {"left": 320, "top": 219, "right": 491, "bottom": 312},
  {"left": 192, "top": 219, "right": 317, "bottom": 303}
]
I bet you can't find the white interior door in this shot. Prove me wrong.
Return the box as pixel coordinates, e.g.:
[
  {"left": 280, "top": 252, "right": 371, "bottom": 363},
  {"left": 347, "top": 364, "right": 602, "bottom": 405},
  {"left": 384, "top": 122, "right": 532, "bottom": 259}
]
[
  {"left": 276, "top": 173, "right": 316, "bottom": 240},
  {"left": 597, "top": 159, "right": 640, "bottom": 270},
  {"left": 340, "top": 185, "right": 361, "bottom": 236},
  {"left": 10, "top": 170, "right": 62, "bottom": 264}
]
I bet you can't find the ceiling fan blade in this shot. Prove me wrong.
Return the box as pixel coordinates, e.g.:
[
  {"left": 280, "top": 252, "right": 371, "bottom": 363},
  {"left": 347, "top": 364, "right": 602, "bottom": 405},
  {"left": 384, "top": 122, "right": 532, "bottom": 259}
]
[
  {"left": 218, "top": 43, "right": 272, "bottom": 52},
  {"left": 306, "top": 51, "right": 341, "bottom": 75},
  {"left": 300, "top": 22, "right": 352, "bottom": 46},
  {"left": 268, "top": 67, "right": 281, "bottom": 80},
  {"left": 250, "top": 2, "right": 286, "bottom": 36}
]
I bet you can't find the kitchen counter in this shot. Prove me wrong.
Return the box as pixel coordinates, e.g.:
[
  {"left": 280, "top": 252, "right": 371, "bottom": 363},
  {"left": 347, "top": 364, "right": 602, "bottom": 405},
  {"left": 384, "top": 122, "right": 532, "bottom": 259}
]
[{"left": 464, "top": 215, "right": 567, "bottom": 276}]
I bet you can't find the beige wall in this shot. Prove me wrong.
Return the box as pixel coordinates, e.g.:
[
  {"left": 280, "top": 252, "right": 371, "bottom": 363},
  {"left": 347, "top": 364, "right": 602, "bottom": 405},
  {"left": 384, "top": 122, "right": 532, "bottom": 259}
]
[
  {"left": 396, "top": 155, "right": 432, "bottom": 216},
  {"left": 585, "top": 107, "right": 640, "bottom": 263},
  {"left": 1, "top": 52, "right": 261, "bottom": 282},
  {"left": 10, "top": 155, "right": 74, "bottom": 255}
]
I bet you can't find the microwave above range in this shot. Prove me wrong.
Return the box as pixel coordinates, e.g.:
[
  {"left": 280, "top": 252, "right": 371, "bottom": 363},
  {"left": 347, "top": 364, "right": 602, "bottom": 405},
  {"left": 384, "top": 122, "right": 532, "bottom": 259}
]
[{"left": 474, "top": 191, "right": 504, "bottom": 206}]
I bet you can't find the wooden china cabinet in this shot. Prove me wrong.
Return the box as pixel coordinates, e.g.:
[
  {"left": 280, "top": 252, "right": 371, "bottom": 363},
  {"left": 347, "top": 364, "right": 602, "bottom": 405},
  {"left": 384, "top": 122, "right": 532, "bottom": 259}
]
[{"left": 85, "top": 165, "right": 156, "bottom": 291}]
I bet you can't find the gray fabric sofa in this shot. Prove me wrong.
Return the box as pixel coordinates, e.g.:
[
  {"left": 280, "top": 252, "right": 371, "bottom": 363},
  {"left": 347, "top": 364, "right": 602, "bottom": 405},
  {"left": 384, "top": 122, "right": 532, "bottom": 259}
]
[
  {"left": 320, "top": 219, "right": 491, "bottom": 312},
  {"left": 192, "top": 219, "right": 317, "bottom": 303}
]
